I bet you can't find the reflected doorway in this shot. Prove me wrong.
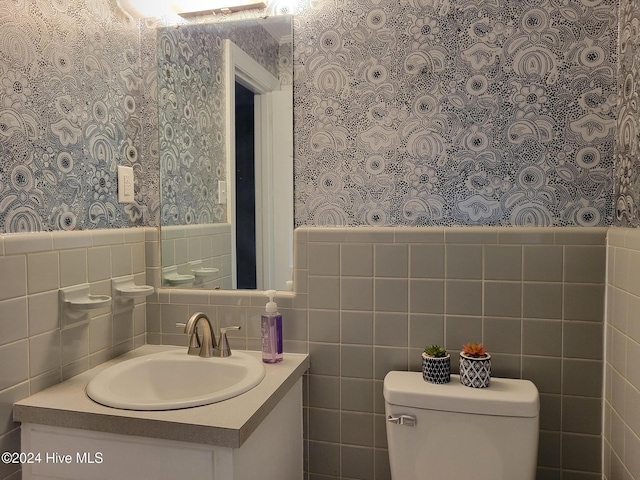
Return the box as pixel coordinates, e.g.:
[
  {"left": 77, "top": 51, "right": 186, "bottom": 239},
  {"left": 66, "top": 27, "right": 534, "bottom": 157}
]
[
  {"left": 234, "top": 82, "right": 256, "bottom": 289},
  {"left": 225, "top": 39, "right": 293, "bottom": 291}
]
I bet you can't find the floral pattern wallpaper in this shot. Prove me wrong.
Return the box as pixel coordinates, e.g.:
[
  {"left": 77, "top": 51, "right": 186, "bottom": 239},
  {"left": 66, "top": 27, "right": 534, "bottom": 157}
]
[
  {"left": 615, "top": 0, "right": 640, "bottom": 226},
  {"left": 293, "top": 0, "right": 618, "bottom": 226},
  {"left": 0, "top": 0, "right": 633, "bottom": 233},
  {"left": 157, "top": 19, "right": 284, "bottom": 226},
  {"left": 0, "top": 0, "right": 158, "bottom": 233}
]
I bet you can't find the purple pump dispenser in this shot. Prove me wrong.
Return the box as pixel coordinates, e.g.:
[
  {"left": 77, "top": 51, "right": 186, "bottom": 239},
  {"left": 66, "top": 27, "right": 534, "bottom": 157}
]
[{"left": 261, "top": 290, "right": 283, "bottom": 363}]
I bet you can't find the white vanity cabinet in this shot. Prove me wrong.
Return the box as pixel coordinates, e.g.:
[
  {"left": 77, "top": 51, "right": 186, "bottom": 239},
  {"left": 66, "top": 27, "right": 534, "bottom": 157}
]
[{"left": 14, "top": 347, "right": 308, "bottom": 480}]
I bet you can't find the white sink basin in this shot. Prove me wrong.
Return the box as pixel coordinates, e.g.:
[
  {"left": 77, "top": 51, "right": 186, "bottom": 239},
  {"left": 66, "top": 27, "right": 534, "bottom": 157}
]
[{"left": 86, "top": 350, "right": 266, "bottom": 410}]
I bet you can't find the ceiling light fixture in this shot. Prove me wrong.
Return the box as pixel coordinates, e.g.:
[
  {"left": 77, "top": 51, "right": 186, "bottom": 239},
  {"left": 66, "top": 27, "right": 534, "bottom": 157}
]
[{"left": 117, "top": 0, "right": 267, "bottom": 19}]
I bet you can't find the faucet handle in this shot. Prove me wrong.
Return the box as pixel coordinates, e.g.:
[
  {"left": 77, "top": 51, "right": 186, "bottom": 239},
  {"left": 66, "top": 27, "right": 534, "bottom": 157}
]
[
  {"left": 176, "top": 322, "right": 201, "bottom": 355},
  {"left": 218, "top": 326, "right": 241, "bottom": 357}
]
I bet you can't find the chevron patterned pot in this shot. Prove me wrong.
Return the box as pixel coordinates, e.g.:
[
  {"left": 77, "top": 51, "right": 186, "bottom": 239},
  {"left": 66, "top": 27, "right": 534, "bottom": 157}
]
[
  {"left": 459, "top": 353, "right": 491, "bottom": 388},
  {"left": 422, "top": 353, "right": 451, "bottom": 384}
]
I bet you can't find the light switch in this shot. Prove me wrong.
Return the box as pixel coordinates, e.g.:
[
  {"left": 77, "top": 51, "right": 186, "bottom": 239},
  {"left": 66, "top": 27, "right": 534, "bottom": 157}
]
[
  {"left": 117, "top": 165, "right": 135, "bottom": 204},
  {"left": 218, "top": 180, "right": 227, "bottom": 204}
]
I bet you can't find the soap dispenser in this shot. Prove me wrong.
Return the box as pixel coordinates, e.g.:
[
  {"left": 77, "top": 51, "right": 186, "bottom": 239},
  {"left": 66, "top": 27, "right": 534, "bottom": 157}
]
[{"left": 261, "top": 290, "right": 283, "bottom": 363}]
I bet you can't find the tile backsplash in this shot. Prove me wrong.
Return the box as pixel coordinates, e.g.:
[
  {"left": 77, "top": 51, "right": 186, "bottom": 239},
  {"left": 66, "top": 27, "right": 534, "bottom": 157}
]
[
  {"left": 160, "top": 223, "right": 232, "bottom": 289},
  {"left": 150, "top": 226, "right": 607, "bottom": 480},
  {"left": 604, "top": 227, "right": 640, "bottom": 480},
  {"left": 0, "top": 225, "right": 612, "bottom": 480},
  {"left": 0, "top": 227, "right": 153, "bottom": 480}
]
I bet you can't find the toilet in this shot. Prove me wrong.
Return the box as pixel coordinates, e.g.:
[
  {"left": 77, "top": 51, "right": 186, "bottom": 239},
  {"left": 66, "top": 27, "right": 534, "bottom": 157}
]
[{"left": 383, "top": 372, "right": 539, "bottom": 480}]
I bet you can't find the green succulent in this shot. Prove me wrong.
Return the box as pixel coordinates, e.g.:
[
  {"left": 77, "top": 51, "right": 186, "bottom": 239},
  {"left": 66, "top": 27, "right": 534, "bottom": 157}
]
[{"left": 423, "top": 345, "right": 447, "bottom": 358}]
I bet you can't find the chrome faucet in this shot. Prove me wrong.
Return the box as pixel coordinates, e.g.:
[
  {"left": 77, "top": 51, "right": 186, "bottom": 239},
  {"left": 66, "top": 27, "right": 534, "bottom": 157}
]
[
  {"left": 176, "top": 312, "right": 241, "bottom": 358},
  {"left": 182, "top": 312, "right": 217, "bottom": 358}
]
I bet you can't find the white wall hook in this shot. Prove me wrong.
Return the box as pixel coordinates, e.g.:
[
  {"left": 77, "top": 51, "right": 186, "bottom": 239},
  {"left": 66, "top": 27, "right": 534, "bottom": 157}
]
[
  {"left": 59, "top": 284, "right": 111, "bottom": 330},
  {"left": 162, "top": 266, "right": 195, "bottom": 287},
  {"left": 112, "top": 275, "right": 155, "bottom": 313},
  {"left": 189, "top": 260, "right": 220, "bottom": 280}
]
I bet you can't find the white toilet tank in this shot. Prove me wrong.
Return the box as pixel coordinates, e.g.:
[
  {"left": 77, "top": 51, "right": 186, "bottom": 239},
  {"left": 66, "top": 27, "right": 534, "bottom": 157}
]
[{"left": 384, "top": 372, "right": 539, "bottom": 480}]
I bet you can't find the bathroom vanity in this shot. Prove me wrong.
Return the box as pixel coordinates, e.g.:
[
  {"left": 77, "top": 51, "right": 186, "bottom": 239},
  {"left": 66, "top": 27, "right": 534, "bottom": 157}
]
[{"left": 13, "top": 346, "right": 309, "bottom": 480}]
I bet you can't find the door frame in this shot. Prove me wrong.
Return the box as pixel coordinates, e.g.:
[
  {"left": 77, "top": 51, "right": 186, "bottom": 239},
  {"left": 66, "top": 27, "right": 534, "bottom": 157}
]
[{"left": 224, "top": 39, "right": 280, "bottom": 289}]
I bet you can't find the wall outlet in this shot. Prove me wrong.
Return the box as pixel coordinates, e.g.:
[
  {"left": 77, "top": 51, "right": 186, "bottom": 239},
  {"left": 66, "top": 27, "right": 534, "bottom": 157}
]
[{"left": 117, "top": 165, "right": 135, "bottom": 204}]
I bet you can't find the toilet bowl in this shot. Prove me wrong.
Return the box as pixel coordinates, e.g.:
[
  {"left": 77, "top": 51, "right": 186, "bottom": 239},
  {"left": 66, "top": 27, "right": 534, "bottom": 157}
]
[{"left": 383, "top": 372, "right": 539, "bottom": 480}]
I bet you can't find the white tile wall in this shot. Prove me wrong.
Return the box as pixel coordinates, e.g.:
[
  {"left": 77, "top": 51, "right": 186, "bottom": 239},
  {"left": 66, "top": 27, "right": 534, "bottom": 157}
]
[
  {"left": 151, "top": 226, "right": 608, "bottom": 480},
  {"left": 0, "top": 227, "right": 154, "bottom": 480},
  {"left": 161, "top": 223, "right": 233, "bottom": 288},
  {"left": 605, "top": 227, "right": 640, "bottom": 480},
  {"left": 0, "top": 225, "right": 620, "bottom": 480}
]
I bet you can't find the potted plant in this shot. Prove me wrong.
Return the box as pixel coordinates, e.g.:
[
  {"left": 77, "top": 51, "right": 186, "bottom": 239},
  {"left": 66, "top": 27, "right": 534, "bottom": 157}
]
[
  {"left": 459, "top": 342, "right": 491, "bottom": 388},
  {"left": 422, "top": 345, "right": 451, "bottom": 384}
]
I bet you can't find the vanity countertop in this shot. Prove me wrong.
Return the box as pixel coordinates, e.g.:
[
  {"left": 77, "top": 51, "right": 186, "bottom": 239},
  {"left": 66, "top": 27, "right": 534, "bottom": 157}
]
[{"left": 13, "top": 346, "right": 309, "bottom": 449}]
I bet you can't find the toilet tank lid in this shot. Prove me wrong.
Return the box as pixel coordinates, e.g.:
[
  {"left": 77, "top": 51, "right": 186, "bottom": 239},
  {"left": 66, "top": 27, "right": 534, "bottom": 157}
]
[{"left": 383, "top": 372, "right": 539, "bottom": 418}]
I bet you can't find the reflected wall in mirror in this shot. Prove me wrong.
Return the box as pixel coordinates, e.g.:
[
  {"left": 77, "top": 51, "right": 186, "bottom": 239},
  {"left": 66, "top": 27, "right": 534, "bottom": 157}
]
[{"left": 158, "top": 15, "right": 293, "bottom": 291}]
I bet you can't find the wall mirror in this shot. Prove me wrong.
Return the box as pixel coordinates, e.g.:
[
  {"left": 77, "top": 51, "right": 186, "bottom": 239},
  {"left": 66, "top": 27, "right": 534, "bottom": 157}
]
[{"left": 157, "top": 15, "right": 293, "bottom": 291}]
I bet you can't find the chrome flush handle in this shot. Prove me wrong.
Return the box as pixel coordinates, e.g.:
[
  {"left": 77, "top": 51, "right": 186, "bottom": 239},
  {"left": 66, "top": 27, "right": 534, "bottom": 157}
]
[{"left": 387, "top": 414, "right": 417, "bottom": 426}]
